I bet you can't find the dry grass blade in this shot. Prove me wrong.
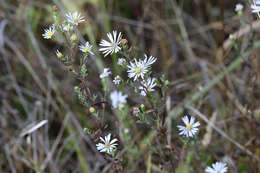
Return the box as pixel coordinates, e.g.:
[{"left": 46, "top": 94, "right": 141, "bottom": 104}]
[
  {"left": 202, "top": 111, "right": 217, "bottom": 147},
  {"left": 20, "top": 120, "right": 48, "bottom": 137}
]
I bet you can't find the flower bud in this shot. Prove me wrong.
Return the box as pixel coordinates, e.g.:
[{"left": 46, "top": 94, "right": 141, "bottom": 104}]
[
  {"left": 119, "top": 39, "right": 128, "bottom": 46},
  {"left": 140, "top": 104, "right": 146, "bottom": 112},
  {"left": 89, "top": 106, "right": 95, "bottom": 113},
  {"left": 70, "top": 34, "right": 77, "bottom": 41}
]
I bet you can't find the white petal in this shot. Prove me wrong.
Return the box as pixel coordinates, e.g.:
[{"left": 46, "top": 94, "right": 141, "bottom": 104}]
[
  {"left": 190, "top": 116, "right": 195, "bottom": 125},
  {"left": 110, "top": 138, "right": 118, "bottom": 144},
  {"left": 100, "top": 137, "right": 106, "bottom": 143},
  {"left": 193, "top": 122, "right": 200, "bottom": 128},
  {"left": 182, "top": 116, "right": 189, "bottom": 125}
]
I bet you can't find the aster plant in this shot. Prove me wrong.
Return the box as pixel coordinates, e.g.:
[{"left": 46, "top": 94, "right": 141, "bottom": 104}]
[{"left": 41, "top": 6, "right": 239, "bottom": 172}]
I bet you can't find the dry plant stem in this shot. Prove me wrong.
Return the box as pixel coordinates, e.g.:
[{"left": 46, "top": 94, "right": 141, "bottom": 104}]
[
  {"left": 216, "top": 20, "right": 260, "bottom": 59},
  {"left": 109, "top": 15, "right": 154, "bottom": 30},
  {"left": 4, "top": 37, "right": 63, "bottom": 116},
  {"left": 3, "top": 36, "right": 97, "bottom": 171},
  {"left": 61, "top": 31, "right": 77, "bottom": 69},
  {"left": 170, "top": 0, "right": 196, "bottom": 62},
  {"left": 1, "top": 48, "right": 29, "bottom": 114},
  {"left": 2, "top": 23, "right": 106, "bottom": 172},
  {"left": 15, "top": 144, "right": 43, "bottom": 173},
  {"left": 187, "top": 106, "right": 260, "bottom": 162},
  {"left": 78, "top": 77, "right": 93, "bottom": 103},
  {"left": 200, "top": 61, "right": 217, "bottom": 109},
  {"left": 66, "top": 122, "right": 89, "bottom": 173},
  {"left": 40, "top": 114, "right": 69, "bottom": 170},
  {"left": 70, "top": 46, "right": 77, "bottom": 69},
  {"left": 166, "top": 96, "right": 172, "bottom": 146},
  {"left": 62, "top": 32, "right": 71, "bottom": 49},
  {"left": 164, "top": 19, "right": 260, "bottom": 161},
  {"left": 25, "top": 19, "right": 47, "bottom": 70},
  {"left": 168, "top": 19, "right": 260, "bottom": 118},
  {"left": 101, "top": 100, "right": 106, "bottom": 129},
  {"left": 167, "top": 55, "right": 245, "bottom": 119},
  {"left": 4, "top": 145, "right": 17, "bottom": 173},
  {"left": 202, "top": 111, "right": 217, "bottom": 147},
  {"left": 46, "top": 74, "right": 101, "bottom": 163}
]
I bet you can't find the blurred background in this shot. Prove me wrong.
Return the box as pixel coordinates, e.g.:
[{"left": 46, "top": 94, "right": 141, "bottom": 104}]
[{"left": 0, "top": 0, "right": 260, "bottom": 172}]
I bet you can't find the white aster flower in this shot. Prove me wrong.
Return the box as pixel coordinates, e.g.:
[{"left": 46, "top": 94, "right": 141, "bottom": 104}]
[
  {"left": 235, "top": 3, "right": 243, "bottom": 12},
  {"left": 113, "top": 75, "right": 121, "bottom": 85},
  {"left": 177, "top": 115, "right": 200, "bottom": 138},
  {"left": 127, "top": 58, "right": 146, "bottom": 81},
  {"left": 79, "top": 42, "right": 94, "bottom": 55},
  {"left": 100, "top": 68, "right": 111, "bottom": 78},
  {"left": 251, "top": 4, "right": 260, "bottom": 13},
  {"left": 205, "top": 162, "right": 228, "bottom": 173},
  {"left": 127, "top": 54, "right": 157, "bottom": 81},
  {"left": 65, "top": 12, "right": 85, "bottom": 25},
  {"left": 62, "top": 23, "right": 73, "bottom": 31},
  {"left": 99, "top": 30, "right": 122, "bottom": 57},
  {"left": 96, "top": 133, "right": 118, "bottom": 154},
  {"left": 139, "top": 77, "right": 157, "bottom": 96},
  {"left": 110, "top": 90, "right": 127, "bottom": 109},
  {"left": 117, "top": 58, "right": 126, "bottom": 66},
  {"left": 142, "top": 54, "right": 157, "bottom": 68},
  {"left": 42, "top": 26, "right": 55, "bottom": 39}
]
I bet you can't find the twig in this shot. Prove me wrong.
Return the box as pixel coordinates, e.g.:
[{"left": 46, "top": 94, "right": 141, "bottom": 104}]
[{"left": 170, "top": 0, "right": 196, "bottom": 62}]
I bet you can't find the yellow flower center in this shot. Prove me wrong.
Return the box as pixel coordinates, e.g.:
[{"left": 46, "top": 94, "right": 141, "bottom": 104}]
[
  {"left": 66, "top": 24, "right": 71, "bottom": 30},
  {"left": 105, "top": 143, "right": 109, "bottom": 148},
  {"left": 120, "top": 104, "right": 125, "bottom": 110},
  {"left": 47, "top": 31, "right": 53, "bottom": 37},
  {"left": 186, "top": 124, "right": 191, "bottom": 131},
  {"left": 135, "top": 67, "right": 141, "bottom": 73},
  {"left": 56, "top": 51, "right": 62, "bottom": 58},
  {"left": 73, "top": 17, "right": 78, "bottom": 22},
  {"left": 89, "top": 107, "right": 95, "bottom": 113},
  {"left": 70, "top": 34, "right": 77, "bottom": 41},
  {"left": 84, "top": 46, "right": 89, "bottom": 52}
]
